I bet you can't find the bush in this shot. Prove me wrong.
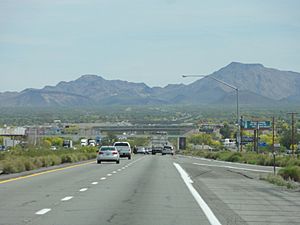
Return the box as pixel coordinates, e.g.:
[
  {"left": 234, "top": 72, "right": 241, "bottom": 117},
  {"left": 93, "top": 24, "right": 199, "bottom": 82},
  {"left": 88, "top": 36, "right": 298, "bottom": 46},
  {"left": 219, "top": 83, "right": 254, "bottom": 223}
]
[
  {"left": 23, "top": 158, "right": 37, "bottom": 171},
  {"left": 261, "top": 174, "right": 297, "bottom": 189},
  {"left": 286, "top": 159, "right": 300, "bottom": 167},
  {"left": 226, "top": 152, "right": 242, "bottom": 162},
  {"left": 183, "top": 150, "right": 300, "bottom": 168},
  {"left": 33, "top": 157, "right": 44, "bottom": 168},
  {"left": 278, "top": 166, "right": 300, "bottom": 182},
  {"left": 1, "top": 159, "right": 26, "bottom": 174},
  {"left": 0, "top": 147, "right": 97, "bottom": 175},
  {"left": 61, "top": 154, "right": 74, "bottom": 163}
]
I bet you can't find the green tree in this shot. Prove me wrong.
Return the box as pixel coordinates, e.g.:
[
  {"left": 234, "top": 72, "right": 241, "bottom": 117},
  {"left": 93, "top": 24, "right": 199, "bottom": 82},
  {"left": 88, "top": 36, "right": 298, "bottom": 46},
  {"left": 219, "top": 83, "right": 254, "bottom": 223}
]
[
  {"left": 279, "top": 128, "right": 300, "bottom": 149},
  {"left": 43, "top": 137, "right": 64, "bottom": 146},
  {"left": 187, "top": 133, "right": 220, "bottom": 147},
  {"left": 128, "top": 137, "right": 149, "bottom": 147},
  {"left": 220, "top": 123, "right": 233, "bottom": 138}
]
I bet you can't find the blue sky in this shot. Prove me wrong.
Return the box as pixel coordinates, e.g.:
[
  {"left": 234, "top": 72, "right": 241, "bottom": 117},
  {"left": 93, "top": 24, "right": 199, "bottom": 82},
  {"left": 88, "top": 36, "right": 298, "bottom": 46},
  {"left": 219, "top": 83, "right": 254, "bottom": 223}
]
[{"left": 1, "top": 0, "right": 300, "bottom": 92}]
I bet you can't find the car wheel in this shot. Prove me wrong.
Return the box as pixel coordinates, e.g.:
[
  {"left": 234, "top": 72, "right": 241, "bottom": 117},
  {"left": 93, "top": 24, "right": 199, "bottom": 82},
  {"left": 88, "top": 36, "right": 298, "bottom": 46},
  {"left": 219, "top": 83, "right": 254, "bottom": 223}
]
[
  {"left": 97, "top": 160, "right": 101, "bottom": 164},
  {"left": 116, "top": 160, "right": 120, "bottom": 164},
  {"left": 128, "top": 156, "right": 131, "bottom": 160}
]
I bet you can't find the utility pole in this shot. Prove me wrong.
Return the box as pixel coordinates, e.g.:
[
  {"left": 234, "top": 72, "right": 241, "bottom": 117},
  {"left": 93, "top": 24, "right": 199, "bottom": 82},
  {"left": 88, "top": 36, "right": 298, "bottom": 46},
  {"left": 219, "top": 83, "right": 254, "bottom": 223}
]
[
  {"left": 253, "top": 129, "right": 257, "bottom": 152},
  {"left": 287, "top": 112, "right": 298, "bottom": 157},
  {"left": 272, "top": 116, "right": 276, "bottom": 175},
  {"left": 256, "top": 121, "right": 259, "bottom": 154},
  {"left": 240, "top": 116, "right": 243, "bottom": 152}
]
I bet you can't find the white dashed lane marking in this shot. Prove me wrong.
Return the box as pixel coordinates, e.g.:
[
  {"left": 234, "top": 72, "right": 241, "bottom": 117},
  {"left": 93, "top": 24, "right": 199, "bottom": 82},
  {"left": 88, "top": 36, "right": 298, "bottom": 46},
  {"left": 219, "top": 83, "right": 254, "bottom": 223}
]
[
  {"left": 35, "top": 208, "right": 51, "bottom": 215},
  {"left": 61, "top": 196, "right": 73, "bottom": 201},
  {"left": 79, "top": 188, "right": 88, "bottom": 192},
  {"left": 33, "top": 157, "right": 145, "bottom": 216}
]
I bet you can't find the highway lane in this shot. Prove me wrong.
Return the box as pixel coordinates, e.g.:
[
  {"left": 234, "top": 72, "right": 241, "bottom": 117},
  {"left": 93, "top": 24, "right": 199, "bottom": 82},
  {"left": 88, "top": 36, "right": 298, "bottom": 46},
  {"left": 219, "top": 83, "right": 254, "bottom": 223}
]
[
  {"left": 0, "top": 155, "right": 211, "bottom": 225},
  {"left": 0, "top": 154, "right": 300, "bottom": 225}
]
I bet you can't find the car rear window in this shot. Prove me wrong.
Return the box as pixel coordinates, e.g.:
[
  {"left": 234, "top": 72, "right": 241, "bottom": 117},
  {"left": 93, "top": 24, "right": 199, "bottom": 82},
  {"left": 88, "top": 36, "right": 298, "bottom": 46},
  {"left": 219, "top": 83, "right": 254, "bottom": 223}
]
[
  {"left": 100, "top": 147, "right": 115, "bottom": 151},
  {"left": 114, "top": 143, "right": 129, "bottom": 147}
]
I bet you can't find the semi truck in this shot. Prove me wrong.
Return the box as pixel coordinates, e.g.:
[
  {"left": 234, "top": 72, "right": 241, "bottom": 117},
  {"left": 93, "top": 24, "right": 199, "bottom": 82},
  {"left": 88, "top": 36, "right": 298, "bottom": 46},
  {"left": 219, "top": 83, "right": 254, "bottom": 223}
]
[{"left": 151, "top": 131, "right": 168, "bottom": 155}]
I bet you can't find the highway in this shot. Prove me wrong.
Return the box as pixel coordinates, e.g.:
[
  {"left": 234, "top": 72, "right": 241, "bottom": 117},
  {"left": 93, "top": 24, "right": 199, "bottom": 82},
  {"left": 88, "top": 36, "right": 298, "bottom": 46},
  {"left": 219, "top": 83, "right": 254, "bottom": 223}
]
[{"left": 0, "top": 155, "right": 300, "bottom": 225}]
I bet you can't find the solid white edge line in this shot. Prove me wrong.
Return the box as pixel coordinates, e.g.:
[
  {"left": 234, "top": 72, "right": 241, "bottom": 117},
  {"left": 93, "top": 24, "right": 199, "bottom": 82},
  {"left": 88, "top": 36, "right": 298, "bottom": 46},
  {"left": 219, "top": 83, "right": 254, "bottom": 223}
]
[
  {"left": 79, "top": 188, "right": 88, "bottom": 192},
  {"left": 173, "top": 163, "right": 222, "bottom": 225},
  {"left": 61, "top": 196, "right": 73, "bottom": 201},
  {"left": 184, "top": 155, "right": 280, "bottom": 169},
  {"left": 35, "top": 208, "right": 51, "bottom": 215},
  {"left": 193, "top": 162, "right": 270, "bottom": 173}
]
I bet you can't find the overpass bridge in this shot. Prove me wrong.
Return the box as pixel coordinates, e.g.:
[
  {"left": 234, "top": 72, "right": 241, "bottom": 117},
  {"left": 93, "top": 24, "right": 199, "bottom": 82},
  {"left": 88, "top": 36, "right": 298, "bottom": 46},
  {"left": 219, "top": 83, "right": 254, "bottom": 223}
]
[{"left": 89, "top": 124, "right": 195, "bottom": 135}]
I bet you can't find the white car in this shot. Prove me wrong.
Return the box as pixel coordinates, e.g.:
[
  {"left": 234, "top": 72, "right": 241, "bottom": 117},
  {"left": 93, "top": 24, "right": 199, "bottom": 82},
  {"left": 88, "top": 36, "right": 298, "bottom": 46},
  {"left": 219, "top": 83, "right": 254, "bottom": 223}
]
[
  {"left": 97, "top": 146, "right": 120, "bottom": 164},
  {"left": 114, "top": 142, "right": 132, "bottom": 159},
  {"left": 162, "top": 145, "right": 174, "bottom": 155},
  {"left": 136, "top": 147, "right": 146, "bottom": 154}
]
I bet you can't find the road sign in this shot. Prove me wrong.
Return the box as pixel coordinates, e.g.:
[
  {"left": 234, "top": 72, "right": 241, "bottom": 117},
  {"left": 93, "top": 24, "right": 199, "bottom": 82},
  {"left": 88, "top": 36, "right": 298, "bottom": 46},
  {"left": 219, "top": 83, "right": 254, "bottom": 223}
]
[
  {"left": 242, "top": 136, "right": 254, "bottom": 142},
  {"left": 258, "top": 142, "right": 267, "bottom": 147},
  {"left": 274, "top": 143, "right": 281, "bottom": 148},
  {"left": 242, "top": 121, "right": 271, "bottom": 129},
  {"left": 178, "top": 137, "right": 186, "bottom": 150}
]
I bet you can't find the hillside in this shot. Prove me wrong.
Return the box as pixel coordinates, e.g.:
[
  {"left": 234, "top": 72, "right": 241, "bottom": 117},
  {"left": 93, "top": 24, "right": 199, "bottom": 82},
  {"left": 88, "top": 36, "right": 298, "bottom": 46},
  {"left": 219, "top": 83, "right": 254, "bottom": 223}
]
[{"left": 0, "top": 62, "right": 299, "bottom": 107}]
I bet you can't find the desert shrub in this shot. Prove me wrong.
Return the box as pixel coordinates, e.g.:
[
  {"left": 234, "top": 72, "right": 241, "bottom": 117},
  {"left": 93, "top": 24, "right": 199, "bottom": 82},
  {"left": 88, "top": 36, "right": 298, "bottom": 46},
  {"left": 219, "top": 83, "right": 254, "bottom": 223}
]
[
  {"left": 226, "top": 152, "right": 242, "bottom": 162},
  {"left": 23, "top": 158, "right": 37, "bottom": 171},
  {"left": 1, "top": 159, "right": 26, "bottom": 174},
  {"left": 278, "top": 166, "right": 300, "bottom": 182},
  {"left": 262, "top": 174, "right": 297, "bottom": 189},
  {"left": 286, "top": 158, "right": 300, "bottom": 167},
  {"left": 0, "top": 147, "right": 96, "bottom": 175}
]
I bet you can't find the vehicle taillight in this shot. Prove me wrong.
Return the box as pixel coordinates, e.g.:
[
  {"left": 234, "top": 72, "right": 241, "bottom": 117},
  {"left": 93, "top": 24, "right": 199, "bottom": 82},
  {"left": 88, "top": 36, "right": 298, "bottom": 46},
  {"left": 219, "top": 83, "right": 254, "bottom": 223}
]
[
  {"left": 112, "top": 151, "right": 118, "bottom": 155},
  {"left": 99, "top": 151, "right": 104, "bottom": 154}
]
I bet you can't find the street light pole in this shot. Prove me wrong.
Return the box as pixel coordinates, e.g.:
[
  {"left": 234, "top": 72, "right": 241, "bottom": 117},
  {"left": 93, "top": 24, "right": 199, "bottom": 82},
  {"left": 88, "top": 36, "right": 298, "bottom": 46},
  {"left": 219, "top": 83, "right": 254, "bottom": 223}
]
[{"left": 182, "top": 75, "right": 240, "bottom": 152}]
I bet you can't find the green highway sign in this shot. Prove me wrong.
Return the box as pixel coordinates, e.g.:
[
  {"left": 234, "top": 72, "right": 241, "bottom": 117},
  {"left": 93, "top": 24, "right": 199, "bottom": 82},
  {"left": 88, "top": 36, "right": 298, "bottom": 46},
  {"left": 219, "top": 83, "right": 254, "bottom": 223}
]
[{"left": 242, "top": 121, "right": 271, "bottom": 129}]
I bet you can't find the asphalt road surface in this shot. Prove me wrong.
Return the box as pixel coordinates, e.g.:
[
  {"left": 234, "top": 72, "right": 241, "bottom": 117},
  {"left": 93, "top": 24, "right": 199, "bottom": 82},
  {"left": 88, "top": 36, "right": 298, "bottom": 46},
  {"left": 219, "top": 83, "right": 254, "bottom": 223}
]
[{"left": 0, "top": 154, "right": 300, "bottom": 225}]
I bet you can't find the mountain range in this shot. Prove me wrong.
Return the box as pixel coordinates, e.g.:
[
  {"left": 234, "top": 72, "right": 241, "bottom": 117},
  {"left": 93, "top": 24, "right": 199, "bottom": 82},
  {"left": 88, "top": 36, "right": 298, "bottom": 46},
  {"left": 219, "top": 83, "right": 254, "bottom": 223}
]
[{"left": 1, "top": 62, "right": 300, "bottom": 107}]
